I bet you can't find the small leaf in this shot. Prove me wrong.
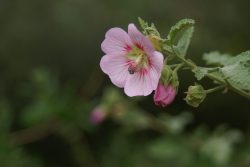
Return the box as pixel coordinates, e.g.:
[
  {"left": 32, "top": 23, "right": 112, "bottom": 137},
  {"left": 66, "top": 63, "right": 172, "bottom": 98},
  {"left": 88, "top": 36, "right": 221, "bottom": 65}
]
[
  {"left": 193, "top": 67, "right": 220, "bottom": 80},
  {"left": 203, "top": 51, "right": 232, "bottom": 66},
  {"left": 193, "top": 67, "right": 209, "bottom": 80},
  {"left": 167, "top": 19, "right": 195, "bottom": 56},
  {"left": 138, "top": 17, "right": 160, "bottom": 37},
  {"left": 146, "top": 23, "right": 161, "bottom": 37},
  {"left": 138, "top": 17, "right": 149, "bottom": 35}
]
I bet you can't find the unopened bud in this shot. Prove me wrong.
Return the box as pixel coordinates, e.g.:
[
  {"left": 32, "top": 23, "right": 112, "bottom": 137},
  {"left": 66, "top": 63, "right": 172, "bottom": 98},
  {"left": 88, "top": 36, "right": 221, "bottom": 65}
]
[
  {"left": 153, "top": 65, "right": 179, "bottom": 107},
  {"left": 154, "top": 84, "right": 176, "bottom": 107},
  {"left": 185, "top": 84, "right": 206, "bottom": 107},
  {"left": 90, "top": 107, "right": 107, "bottom": 125}
]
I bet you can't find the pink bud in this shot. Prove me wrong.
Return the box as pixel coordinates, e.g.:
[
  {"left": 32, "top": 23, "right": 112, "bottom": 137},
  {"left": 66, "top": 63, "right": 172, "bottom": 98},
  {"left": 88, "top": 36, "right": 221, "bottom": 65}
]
[
  {"left": 90, "top": 107, "right": 106, "bottom": 125},
  {"left": 153, "top": 84, "right": 176, "bottom": 107}
]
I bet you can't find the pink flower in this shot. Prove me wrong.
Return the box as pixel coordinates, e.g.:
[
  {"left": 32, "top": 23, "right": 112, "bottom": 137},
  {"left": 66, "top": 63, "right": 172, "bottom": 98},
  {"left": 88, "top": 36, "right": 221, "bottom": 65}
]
[
  {"left": 153, "top": 84, "right": 176, "bottom": 107},
  {"left": 90, "top": 107, "right": 106, "bottom": 125},
  {"left": 100, "top": 24, "right": 164, "bottom": 97}
]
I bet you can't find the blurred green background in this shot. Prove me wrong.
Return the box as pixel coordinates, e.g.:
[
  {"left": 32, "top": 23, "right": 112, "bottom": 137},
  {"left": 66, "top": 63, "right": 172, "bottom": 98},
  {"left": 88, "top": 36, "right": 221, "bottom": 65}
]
[{"left": 0, "top": 0, "right": 250, "bottom": 167}]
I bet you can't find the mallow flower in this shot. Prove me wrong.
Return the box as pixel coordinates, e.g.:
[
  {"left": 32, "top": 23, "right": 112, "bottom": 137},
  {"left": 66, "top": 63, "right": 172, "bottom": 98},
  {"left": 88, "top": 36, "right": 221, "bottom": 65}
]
[{"left": 100, "top": 24, "right": 164, "bottom": 97}]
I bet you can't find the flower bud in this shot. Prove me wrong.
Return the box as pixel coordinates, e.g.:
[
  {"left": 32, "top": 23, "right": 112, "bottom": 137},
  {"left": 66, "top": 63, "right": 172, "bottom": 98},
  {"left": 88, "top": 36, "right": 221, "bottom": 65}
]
[
  {"left": 154, "top": 84, "right": 176, "bottom": 107},
  {"left": 153, "top": 65, "right": 179, "bottom": 107},
  {"left": 90, "top": 107, "right": 107, "bottom": 125},
  {"left": 184, "top": 84, "right": 206, "bottom": 107}
]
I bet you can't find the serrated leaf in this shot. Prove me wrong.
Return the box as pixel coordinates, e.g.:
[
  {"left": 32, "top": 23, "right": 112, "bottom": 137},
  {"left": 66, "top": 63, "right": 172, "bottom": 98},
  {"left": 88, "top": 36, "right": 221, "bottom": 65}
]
[
  {"left": 202, "top": 51, "right": 250, "bottom": 91},
  {"left": 193, "top": 67, "right": 209, "bottom": 80},
  {"left": 207, "top": 51, "right": 250, "bottom": 91},
  {"left": 167, "top": 19, "right": 195, "bottom": 57},
  {"left": 138, "top": 17, "right": 160, "bottom": 37},
  {"left": 203, "top": 51, "right": 232, "bottom": 66},
  {"left": 174, "top": 26, "right": 194, "bottom": 56},
  {"left": 146, "top": 23, "right": 161, "bottom": 37},
  {"left": 167, "top": 19, "right": 195, "bottom": 43},
  {"left": 225, "top": 51, "right": 250, "bottom": 65},
  {"left": 221, "top": 58, "right": 250, "bottom": 91},
  {"left": 138, "top": 17, "right": 149, "bottom": 35}
]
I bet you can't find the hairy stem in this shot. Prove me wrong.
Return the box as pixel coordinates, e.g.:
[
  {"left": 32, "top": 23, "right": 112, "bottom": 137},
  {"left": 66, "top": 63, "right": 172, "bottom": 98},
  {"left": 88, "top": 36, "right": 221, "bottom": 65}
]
[{"left": 205, "top": 85, "right": 225, "bottom": 94}]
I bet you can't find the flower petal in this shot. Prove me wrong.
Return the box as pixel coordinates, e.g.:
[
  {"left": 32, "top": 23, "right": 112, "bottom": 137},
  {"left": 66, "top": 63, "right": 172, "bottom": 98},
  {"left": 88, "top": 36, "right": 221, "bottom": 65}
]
[
  {"left": 124, "top": 51, "right": 164, "bottom": 97},
  {"left": 150, "top": 51, "right": 164, "bottom": 75},
  {"left": 101, "top": 28, "right": 132, "bottom": 54},
  {"left": 128, "top": 23, "right": 154, "bottom": 54},
  {"left": 100, "top": 54, "right": 129, "bottom": 88}
]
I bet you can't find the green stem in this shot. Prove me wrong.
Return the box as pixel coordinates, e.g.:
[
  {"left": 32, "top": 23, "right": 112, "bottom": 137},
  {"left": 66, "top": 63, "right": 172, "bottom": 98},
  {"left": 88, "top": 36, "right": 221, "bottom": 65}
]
[
  {"left": 170, "top": 46, "right": 196, "bottom": 69},
  {"left": 169, "top": 64, "right": 182, "bottom": 68},
  {"left": 205, "top": 85, "right": 225, "bottom": 94},
  {"left": 173, "top": 63, "right": 184, "bottom": 73},
  {"left": 166, "top": 46, "right": 250, "bottom": 100}
]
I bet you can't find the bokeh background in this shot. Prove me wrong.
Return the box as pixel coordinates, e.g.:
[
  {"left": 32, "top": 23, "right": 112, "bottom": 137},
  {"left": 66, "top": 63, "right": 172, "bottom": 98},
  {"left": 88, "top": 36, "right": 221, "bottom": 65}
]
[{"left": 0, "top": 0, "right": 250, "bottom": 167}]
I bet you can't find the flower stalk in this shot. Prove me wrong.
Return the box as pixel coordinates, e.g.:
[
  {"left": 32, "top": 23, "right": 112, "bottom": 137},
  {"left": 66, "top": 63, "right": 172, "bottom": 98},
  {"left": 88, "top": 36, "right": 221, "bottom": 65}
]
[{"left": 205, "top": 85, "right": 225, "bottom": 94}]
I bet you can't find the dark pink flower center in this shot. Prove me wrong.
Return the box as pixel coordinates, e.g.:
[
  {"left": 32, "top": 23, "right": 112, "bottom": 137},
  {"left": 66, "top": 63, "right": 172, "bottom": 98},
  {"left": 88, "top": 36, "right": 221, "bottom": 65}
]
[{"left": 126, "top": 44, "right": 151, "bottom": 75}]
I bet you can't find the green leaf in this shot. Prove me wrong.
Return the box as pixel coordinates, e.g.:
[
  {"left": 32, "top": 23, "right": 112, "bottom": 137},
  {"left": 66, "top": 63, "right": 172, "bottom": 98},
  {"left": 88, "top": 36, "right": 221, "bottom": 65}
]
[
  {"left": 138, "top": 17, "right": 161, "bottom": 37},
  {"left": 201, "top": 51, "right": 250, "bottom": 91},
  {"left": 203, "top": 51, "right": 232, "bottom": 66},
  {"left": 221, "top": 57, "right": 250, "bottom": 91},
  {"left": 167, "top": 19, "right": 195, "bottom": 56},
  {"left": 138, "top": 17, "right": 149, "bottom": 35},
  {"left": 167, "top": 19, "right": 195, "bottom": 43},
  {"left": 225, "top": 51, "right": 250, "bottom": 65},
  {"left": 193, "top": 67, "right": 221, "bottom": 80},
  {"left": 204, "top": 51, "right": 250, "bottom": 91},
  {"left": 193, "top": 67, "right": 209, "bottom": 80}
]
